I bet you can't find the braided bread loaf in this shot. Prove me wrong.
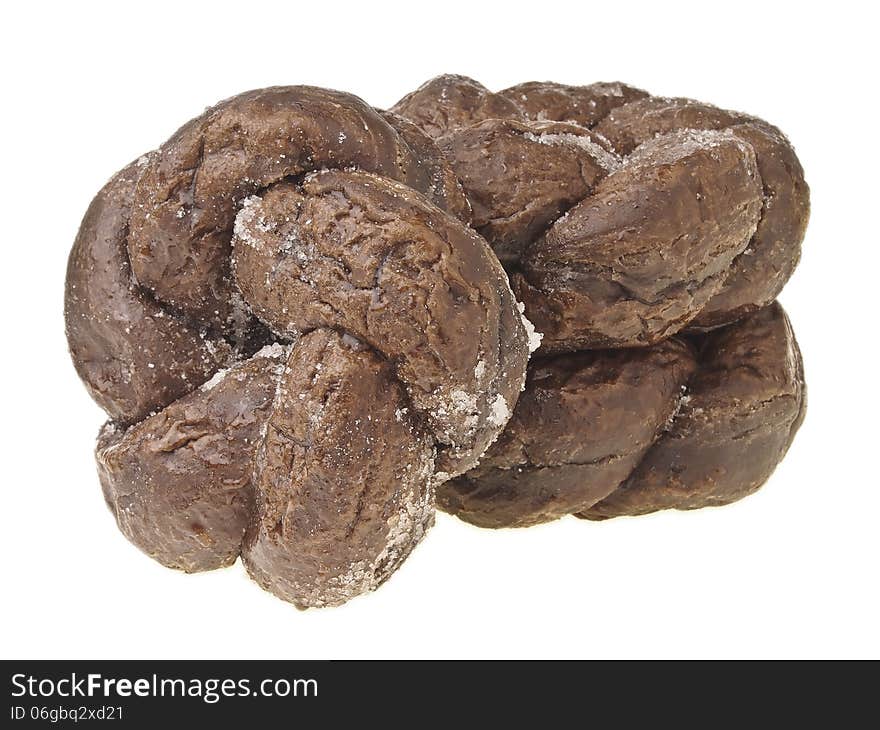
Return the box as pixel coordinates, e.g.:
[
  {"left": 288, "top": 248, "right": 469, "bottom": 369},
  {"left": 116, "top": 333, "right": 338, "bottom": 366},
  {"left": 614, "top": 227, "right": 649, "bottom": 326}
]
[
  {"left": 66, "top": 77, "right": 808, "bottom": 607},
  {"left": 67, "top": 87, "right": 532, "bottom": 608}
]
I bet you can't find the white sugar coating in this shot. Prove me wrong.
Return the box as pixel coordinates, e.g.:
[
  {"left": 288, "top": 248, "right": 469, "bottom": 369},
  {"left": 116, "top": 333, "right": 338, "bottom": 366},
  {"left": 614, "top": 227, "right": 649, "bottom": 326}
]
[
  {"left": 370, "top": 461, "right": 434, "bottom": 563},
  {"left": 98, "top": 422, "right": 119, "bottom": 441},
  {"left": 449, "top": 388, "right": 479, "bottom": 417},
  {"left": 663, "top": 386, "right": 691, "bottom": 430},
  {"left": 423, "top": 381, "right": 497, "bottom": 464},
  {"left": 136, "top": 154, "right": 150, "bottom": 167},
  {"left": 626, "top": 127, "right": 752, "bottom": 170},
  {"left": 517, "top": 301, "right": 543, "bottom": 353},
  {"left": 253, "top": 342, "right": 287, "bottom": 360},
  {"left": 201, "top": 366, "right": 231, "bottom": 391},
  {"left": 488, "top": 393, "right": 510, "bottom": 427},
  {"left": 202, "top": 343, "right": 287, "bottom": 392},
  {"left": 523, "top": 130, "right": 620, "bottom": 172},
  {"left": 474, "top": 360, "right": 486, "bottom": 380},
  {"left": 96, "top": 423, "right": 125, "bottom": 464},
  {"left": 233, "top": 195, "right": 269, "bottom": 251},
  {"left": 202, "top": 337, "right": 221, "bottom": 358}
]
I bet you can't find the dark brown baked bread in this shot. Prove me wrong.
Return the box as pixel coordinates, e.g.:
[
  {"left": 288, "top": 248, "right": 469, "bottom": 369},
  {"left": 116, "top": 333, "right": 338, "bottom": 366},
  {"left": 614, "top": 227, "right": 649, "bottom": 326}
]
[
  {"left": 68, "top": 78, "right": 809, "bottom": 608},
  {"left": 70, "top": 85, "right": 532, "bottom": 608},
  {"left": 394, "top": 76, "right": 809, "bottom": 350},
  {"left": 438, "top": 302, "right": 805, "bottom": 527}
]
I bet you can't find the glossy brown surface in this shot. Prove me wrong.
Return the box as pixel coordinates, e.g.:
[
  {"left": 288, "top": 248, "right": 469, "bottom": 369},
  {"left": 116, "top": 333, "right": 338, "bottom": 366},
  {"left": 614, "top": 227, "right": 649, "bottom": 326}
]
[
  {"left": 438, "top": 340, "right": 695, "bottom": 527},
  {"left": 499, "top": 81, "right": 649, "bottom": 128},
  {"left": 582, "top": 302, "right": 806, "bottom": 518},
  {"left": 440, "top": 303, "right": 805, "bottom": 527},
  {"left": 391, "top": 74, "right": 526, "bottom": 139},
  {"left": 381, "top": 110, "right": 472, "bottom": 225}
]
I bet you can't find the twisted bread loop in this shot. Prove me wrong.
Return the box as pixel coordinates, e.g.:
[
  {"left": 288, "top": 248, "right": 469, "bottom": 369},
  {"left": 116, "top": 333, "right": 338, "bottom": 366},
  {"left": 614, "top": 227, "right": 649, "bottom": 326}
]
[
  {"left": 394, "top": 76, "right": 809, "bottom": 351},
  {"left": 513, "top": 127, "right": 764, "bottom": 350},
  {"left": 65, "top": 160, "right": 239, "bottom": 425},
  {"left": 438, "top": 302, "right": 806, "bottom": 528},
  {"left": 436, "top": 118, "right": 619, "bottom": 266},
  {"left": 73, "top": 86, "right": 532, "bottom": 608},
  {"left": 594, "top": 97, "right": 810, "bottom": 329},
  {"left": 128, "top": 87, "right": 471, "bottom": 325},
  {"left": 231, "top": 170, "right": 529, "bottom": 476}
]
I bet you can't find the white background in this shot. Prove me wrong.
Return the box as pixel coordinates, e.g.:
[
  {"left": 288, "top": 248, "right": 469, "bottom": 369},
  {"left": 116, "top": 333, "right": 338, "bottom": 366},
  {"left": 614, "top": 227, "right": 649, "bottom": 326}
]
[{"left": 2, "top": 1, "right": 877, "bottom": 659}]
